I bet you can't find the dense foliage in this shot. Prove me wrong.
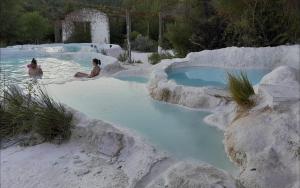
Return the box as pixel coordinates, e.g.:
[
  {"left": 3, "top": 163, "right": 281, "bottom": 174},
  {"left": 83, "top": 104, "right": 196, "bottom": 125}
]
[
  {"left": 1, "top": 0, "right": 299, "bottom": 53},
  {"left": 166, "top": 0, "right": 300, "bottom": 56}
]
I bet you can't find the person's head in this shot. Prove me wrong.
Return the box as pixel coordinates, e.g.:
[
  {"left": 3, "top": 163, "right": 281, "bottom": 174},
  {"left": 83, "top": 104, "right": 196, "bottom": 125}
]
[
  {"left": 31, "top": 58, "right": 37, "bottom": 69},
  {"left": 92, "top": 58, "right": 101, "bottom": 66}
]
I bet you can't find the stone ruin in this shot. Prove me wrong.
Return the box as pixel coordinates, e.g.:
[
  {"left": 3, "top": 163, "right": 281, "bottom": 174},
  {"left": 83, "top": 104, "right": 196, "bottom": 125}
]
[{"left": 61, "top": 8, "right": 110, "bottom": 44}]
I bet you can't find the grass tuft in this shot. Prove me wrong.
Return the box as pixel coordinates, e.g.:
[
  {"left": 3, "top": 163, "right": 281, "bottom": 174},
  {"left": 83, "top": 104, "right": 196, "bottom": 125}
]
[
  {"left": 34, "top": 89, "right": 73, "bottom": 142},
  {"left": 148, "top": 52, "right": 175, "bottom": 65},
  {"left": 227, "top": 72, "right": 255, "bottom": 108},
  {"left": 0, "top": 85, "right": 73, "bottom": 144}
]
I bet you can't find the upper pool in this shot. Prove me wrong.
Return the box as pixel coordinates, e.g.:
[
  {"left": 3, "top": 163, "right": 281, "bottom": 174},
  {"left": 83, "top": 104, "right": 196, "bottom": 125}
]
[{"left": 167, "top": 66, "right": 270, "bottom": 87}]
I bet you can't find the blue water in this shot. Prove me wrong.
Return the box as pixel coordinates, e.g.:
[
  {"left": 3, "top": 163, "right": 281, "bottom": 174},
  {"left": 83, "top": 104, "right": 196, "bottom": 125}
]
[
  {"left": 1, "top": 44, "right": 237, "bottom": 173},
  {"left": 0, "top": 44, "right": 115, "bottom": 85},
  {"left": 167, "top": 66, "right": 270, "bottom": 87},
  {"left": 47, "top": 78, "right": 236, "bottom": 172}
]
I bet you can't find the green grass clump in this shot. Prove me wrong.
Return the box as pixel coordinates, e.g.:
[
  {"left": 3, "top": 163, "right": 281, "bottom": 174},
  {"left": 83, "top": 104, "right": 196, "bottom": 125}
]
[
  {"left": 34, "top": 89, "right": 73, "bottom": 142},
  {"left": 148, "top": 52, "right": 175, "bottom": 65},
  {"left": 0, "top": 103, "right": 16, "bottom": 138},
  {"left": 2, "top": 86, "right": 35, "bottom": 137},
  {"left": 0, "top": 85, "right": 73, "bottom": 144},
  {"left": 227, "top": 72, "right": 255, "bottom": 108}
]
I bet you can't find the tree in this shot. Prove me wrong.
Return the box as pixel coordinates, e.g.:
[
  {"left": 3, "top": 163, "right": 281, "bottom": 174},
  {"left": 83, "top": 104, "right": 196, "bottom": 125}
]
[
  {"left": 165, "top": 0, "right": 227, "bottom": 56},
  {"left": 19, "top": 12, "right": 51, "bottom": 44},
  {"left": 0, "top": 0, "right": 23, "bottom": 45},
  {"left": 166, "top": 20, "right": 192, "bottom": 57},
  {"left": 213, "top": 0, "right": 300, "bottom": 46}
]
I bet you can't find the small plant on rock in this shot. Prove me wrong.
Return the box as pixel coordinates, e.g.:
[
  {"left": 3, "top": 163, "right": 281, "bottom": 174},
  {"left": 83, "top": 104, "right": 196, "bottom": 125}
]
[
  {"left": 227, "top": 72, "right": 255, "bottom": 108},
  {"left": 118, "top": 52, "right": 128, "bottom": 62},
  {"left": 148, "top": 52, "right": 175, "bottom": 65},
  {"left": 160, "top": 88, "right": 171, "bottom": 101}
]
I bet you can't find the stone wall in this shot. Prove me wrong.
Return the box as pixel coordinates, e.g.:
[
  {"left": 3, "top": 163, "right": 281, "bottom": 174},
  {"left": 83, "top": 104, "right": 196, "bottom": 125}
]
[{"left": 62, "top": 8, "right": 110, "bottom": 44}]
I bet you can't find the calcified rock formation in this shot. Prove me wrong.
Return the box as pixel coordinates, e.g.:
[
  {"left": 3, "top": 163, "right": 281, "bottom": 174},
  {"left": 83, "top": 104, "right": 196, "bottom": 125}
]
[
  {"left": 148, "top": 45, "right": 300, "bottom": 109},
  {"left": 224, "top": 66, "right": 300, "bottom": 188},
  {"left": 148, "top": 45, "right": 300, "bottom": 188},
  {"left": 146, "top": 162, "right": 238, "bottom": 188},
  {"left": 148, "top": 59, "right": 229, "bottom": 109}
]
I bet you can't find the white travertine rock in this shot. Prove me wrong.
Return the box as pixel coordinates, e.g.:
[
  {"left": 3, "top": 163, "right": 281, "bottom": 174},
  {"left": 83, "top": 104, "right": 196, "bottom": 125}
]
[
  {"left": 204, "top": 102, "right": 237, "bottom": 131},
  {"left": 102, "top": 61, "right": 124, "bottom": 75},
  {"left": 148, "top": 60, "right": 229, "bottom": 109},
  {"left": 203, "top": 66, "right": 300, "bottom": 188},
  {"left": 148, "top": 45, "right": 300, "bottom": 109},
  {"left": 224, "top": 101, "right": 300, "bottom": 188},
  {"left": 146, "top": 161, "right": 238, "bottom": 188},
  {"left": 260, "top": 66, "right": 299, "bottom": 86},
  {"left": 258, "top": 66, "right": 300, "bottom": 107},
  {"left": 187, "top": 45, "right": 300, "bottom": 69},
  {"left": 1, "top": 108, "right": 168, "bottom": 188}
]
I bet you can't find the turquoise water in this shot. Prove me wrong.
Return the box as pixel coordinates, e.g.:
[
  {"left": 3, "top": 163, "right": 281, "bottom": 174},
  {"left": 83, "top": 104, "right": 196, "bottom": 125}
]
[
  {"left": 1, "top": 44, "right": 237, "bottom": 173},
  {"left": 46, "top": 78, "right": 236, "bottom": 172},
  {"left": 167, "top": 66, "right": 270, "bottom": 87},
  {"left": 0, "top": 43, "right": 116, "bottom": 85}
]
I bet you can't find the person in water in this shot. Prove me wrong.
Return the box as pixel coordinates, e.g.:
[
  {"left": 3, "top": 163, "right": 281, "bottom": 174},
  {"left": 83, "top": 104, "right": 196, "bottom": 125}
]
[
  {"left": 27, "top": 58, "right": 43, "bottom": 77},
  {"left": 74, "top": 58, "right": 101, "bottom": 78}
]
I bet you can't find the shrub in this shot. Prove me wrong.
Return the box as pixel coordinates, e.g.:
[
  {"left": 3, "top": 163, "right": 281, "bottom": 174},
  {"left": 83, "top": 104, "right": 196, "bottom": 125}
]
[
  {"left": 148, "top": 52, "right": 175, "bottom": 65},
  {"left": 34, "top": 89, "right": 73, "bottom": 142},
  {"left": 130, "top": 31, "right": 140, "bottom": 41},
  {"left": 131, "top": 35, "right": 157, "bottom": 52},
  {"left": 165, "top": 21, "right": 192, "bottom": 57},
  {"left": 227, "top": 72, "right": 255, "bottom": 108},
  {"left": 2, "top": 86, "right": 35, "bottom": 136},
  {"left": 118, "top": 52, "right": 128, "bottom": 62},
  {"left": 0, "top": 85, "right": 73, "bottom": 144},
  {"left": 18, "top": 12, "right": 51, "bottom": 44}
]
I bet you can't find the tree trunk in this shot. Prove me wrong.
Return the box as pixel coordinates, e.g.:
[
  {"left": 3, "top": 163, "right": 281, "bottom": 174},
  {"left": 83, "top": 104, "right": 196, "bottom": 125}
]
[
  {"left": 158, "top": 12, "right": 163, "bottom": 53},
  {"left": 126, "top": 9, "right": 132, "bottom": 63}
]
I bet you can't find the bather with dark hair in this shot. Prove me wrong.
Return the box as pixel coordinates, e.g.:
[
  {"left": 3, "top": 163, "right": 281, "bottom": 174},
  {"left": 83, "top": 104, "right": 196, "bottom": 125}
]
[
  {"left": 74, "top": 58, "right": 101, "bottom": 78},
  {"left": 27, "top": 58, "right": 43, "bottom": 77}
]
